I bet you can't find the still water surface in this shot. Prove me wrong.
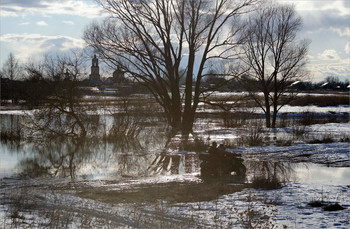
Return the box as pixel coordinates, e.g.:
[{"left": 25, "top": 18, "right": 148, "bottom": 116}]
[
  {"left": 1, "top": 112, "right": 349, "bottom": 187},
  {"left": 2, "top": 140, "right": 349, "bottom": 186}
]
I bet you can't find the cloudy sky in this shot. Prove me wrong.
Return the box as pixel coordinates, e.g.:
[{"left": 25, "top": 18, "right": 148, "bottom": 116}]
[{"left": 0, "top": 0, "right": 349, "bottom": 82}]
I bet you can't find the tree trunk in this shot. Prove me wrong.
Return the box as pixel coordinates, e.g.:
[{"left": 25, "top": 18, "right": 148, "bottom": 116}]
[
  {"left": 182, "top": 47, "right": 196, "bottom": 136},
  {"left": 170, "top": 83, "right": 183, "bottom": 132},
  {"left": 169, "top": 102, "right": 182, "bottom": 132},
  {"left": 272, "top": 75, "right": 278, "bottom": 128},
  {"left": 181, "top": 114, "right": 194, "bottom": 137},
  {"left": 272, "top": 105, "right": 278, "bottom": 128},
  {"left": 264, "top": 93, "right": 271, "bottom": 128}
]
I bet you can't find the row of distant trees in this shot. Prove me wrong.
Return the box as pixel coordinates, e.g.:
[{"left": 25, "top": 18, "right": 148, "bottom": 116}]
[
  {"left": 0, "top": 0, "right": 328, "bottom": 132},
  {"left": 0, "top": 50, "right": 147, "bottom": 107},
  {"left": 0, "top": 50, "right": 88, "bottom": 82},
  {"left": 0, "top": 50, "right": 86, "bottom": 106},
  {"left": 201, "top": 75, "right": 349, "bottom": 92},
  {"left": 2, "top": 59, "right": 346, "bottom": 106}
]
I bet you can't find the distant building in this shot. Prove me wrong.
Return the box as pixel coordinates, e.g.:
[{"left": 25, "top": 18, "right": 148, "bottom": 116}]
[
  {"left": 112, "top": 66, "right": 126, "bottom": 83},
  {"left": 89, "top": 54, "right": 101, "bottom": 82}
]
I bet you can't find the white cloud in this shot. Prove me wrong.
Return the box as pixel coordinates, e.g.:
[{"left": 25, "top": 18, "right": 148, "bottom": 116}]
[
  {"left": 0, "top": 0, "right": 106, "bottom": 18},
  {"left": 0, "top": 33, "right": 85, "bottom": 62},
  {"left": 345, "top": 42, "right": 350, "bottom": 55},
  {"left": 307, "top": 50, "right": 350, "bottom": 81},
  {"left": 331, "top": 27, "right": 350, "bottom": 37},
  {"left": 317, "top": 49, "right": 341, "bottom": 60},
  {"left": 62, "top": 20, "right": 74, "bottom": 25},
  {"left": 36, "top": 21, "right": 48, "bottom": 26}
]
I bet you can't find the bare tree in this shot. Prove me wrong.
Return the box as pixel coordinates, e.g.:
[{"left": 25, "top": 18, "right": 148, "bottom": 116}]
[
  {"left": 240, "top": 2, "right": 309, "bottom": 128},
  {"left": 84, "top": 0, "right": 257, "bottom": 136},
  {"left": 25, "top": 50, "right": 93, "bottom": 138},
  {"left": 1, "top": 53, "right": 22, "bottom": 103},
  {"left": 1, "top": 53, "right": 21, "bottom": 80}
]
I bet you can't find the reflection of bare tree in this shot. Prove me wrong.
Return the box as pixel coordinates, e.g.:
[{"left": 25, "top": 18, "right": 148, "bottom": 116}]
[
  {"left": 112, "top": 139, "right": 149, "bottom": 177},
  {"left": 26, "top": 82, "right": 100, "bottom": 138},
  {"left": 184, "top": 154, "right": 200, "bottom": 174},
  {"left": 148, "top": 152, "right": 181, "bottom": 175},
  {"left": 0, "top": 114, "right": 22, "bottom": 150},
  {"left": 107, "top": 99, "right": 145, "bottom": 139},
  {"left": 245, "top": 160, "right": 294, "bottom": 188},
  {"left": 147, "top": 152, "right": 201, "bottom": 176},
  {"left": 17, "top": 131, "right": 166, "bottom": 179},
  {"left": 19, "top": 138, "right": 91, "bottom": 178}
]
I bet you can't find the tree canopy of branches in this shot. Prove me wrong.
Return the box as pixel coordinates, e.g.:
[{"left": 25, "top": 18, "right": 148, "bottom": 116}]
[
  {"left": 240, "top": 2, "right": 309, "bottom": 128},
  {"left": 24, "top": 50, "right": 94, "bottom": 138},
  {"left": 84, "top": 0, "right": 257, "bottom": 135}
]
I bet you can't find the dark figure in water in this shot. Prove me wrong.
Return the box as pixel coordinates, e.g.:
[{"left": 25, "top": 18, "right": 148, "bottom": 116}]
[{"left": 199, "top": 142, "right": 246, "bottom": 177}]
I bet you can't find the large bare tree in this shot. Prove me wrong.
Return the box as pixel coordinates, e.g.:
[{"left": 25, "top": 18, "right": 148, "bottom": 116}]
[
  {"left": 240, "top": 3, "right": 309, "bottom": 128},
  {"left": 84, "top": 0, "right": 257, "bottom": 135}
]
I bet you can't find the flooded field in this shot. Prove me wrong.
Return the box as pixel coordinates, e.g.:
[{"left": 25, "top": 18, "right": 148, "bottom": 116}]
[{"left": 0, "top": 103, "right": 349, "bottom": 228}]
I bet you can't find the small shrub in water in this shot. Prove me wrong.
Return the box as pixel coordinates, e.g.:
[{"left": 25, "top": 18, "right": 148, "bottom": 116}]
[
  {"left": 252, "top": 177, "right": 282, "bottom": 190},
  {"left": 240, "top": 121, "right": 264, "bottom": 146}
]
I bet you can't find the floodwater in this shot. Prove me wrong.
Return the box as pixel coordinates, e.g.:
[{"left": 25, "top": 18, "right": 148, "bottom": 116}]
[
  {"left": 293, "top": 163, "right": 350, "bottom": 185},
  {"left": 1, "top": 112, "right": 349, "bottom": 228},
  {"left": 1, "top": 131, "right": 349, "bottom": 185},
  {"left": 1, "top": 112, "right": 350, "bottom": 184}
]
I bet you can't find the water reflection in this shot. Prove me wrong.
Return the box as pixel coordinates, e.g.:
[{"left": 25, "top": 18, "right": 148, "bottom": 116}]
[
  {"left": 1, "top": 113, "right": 349, "bottom": 189},
  {"left": 0, "top": 114, "right": 22, "bottom": 151},
  {"left": 19, "top": 141, "right": 203, "bottom": 180},
  {"left": 15, "top": 137, "right": 153, "bottom": 180},
  {"left": 19, "top": 138, "right": 91, "bottom": 178},
  {"left": 245, "top": 160, "right": 294, "bottom": 189},
  {"left": 148, "top": 153, "right": 200, "bottom": 175},
  {"left": 0, "top": 112, "right": 168, "bottom": 179}
]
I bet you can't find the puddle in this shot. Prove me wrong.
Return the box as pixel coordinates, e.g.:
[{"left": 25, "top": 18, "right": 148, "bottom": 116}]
[{"left": 293, "top": 163, "right": 350, "bottom": 185}]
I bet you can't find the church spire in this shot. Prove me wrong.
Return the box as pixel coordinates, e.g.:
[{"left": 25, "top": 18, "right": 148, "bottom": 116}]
[{"left": 90, "top": 54, "right": 100, "bottom": 81}]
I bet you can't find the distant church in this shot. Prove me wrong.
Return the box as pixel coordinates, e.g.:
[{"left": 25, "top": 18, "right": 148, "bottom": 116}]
[
  {"left": 89, "top": 54, "right": 101, "bottom": 81},
  {"left": 88, "top": 54, "right": 129, "bottom": 88}
]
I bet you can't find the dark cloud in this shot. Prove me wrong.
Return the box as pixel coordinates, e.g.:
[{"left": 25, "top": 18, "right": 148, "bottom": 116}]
[
  {"left": 0, "top": 0, "right": 67, "bottom": 8},
  {"left": 0, "top": 0, "right": 103, "bottom": 18},
  {"left": 1, "top": 6, "right": 18, "bottom": 12},
  {"left": 0, "top": 0, "right": 67, "bottom": 16},
  {"left": 300, "top": 9, "right": 350, "bottom": 32}
]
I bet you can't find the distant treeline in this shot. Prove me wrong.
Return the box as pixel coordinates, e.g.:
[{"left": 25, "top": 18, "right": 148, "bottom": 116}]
[
  {"left": 0, "top": 78, "right": 148, "bottom": 107},
  {"left": 201, "top": 76, "right": 349, "bottom": 92},
  {"left": 1, "top": 76, "right": 349, "bottom": 107}
]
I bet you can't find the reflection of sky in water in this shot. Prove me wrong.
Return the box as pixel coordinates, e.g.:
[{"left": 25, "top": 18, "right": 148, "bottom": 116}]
[
  {"left": 0, "top": 144, "right": 24, "bottom": 178},
  {"left": 2, "top": 137, "right": 350, "bottom": 186},
  {"left": 293, "top": 163, "right": 350, "bottom": 185}
]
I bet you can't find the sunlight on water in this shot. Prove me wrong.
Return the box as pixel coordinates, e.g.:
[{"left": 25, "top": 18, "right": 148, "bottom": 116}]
[{"left": 294, "top": 163, "right": 350, "bottom": 185}]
